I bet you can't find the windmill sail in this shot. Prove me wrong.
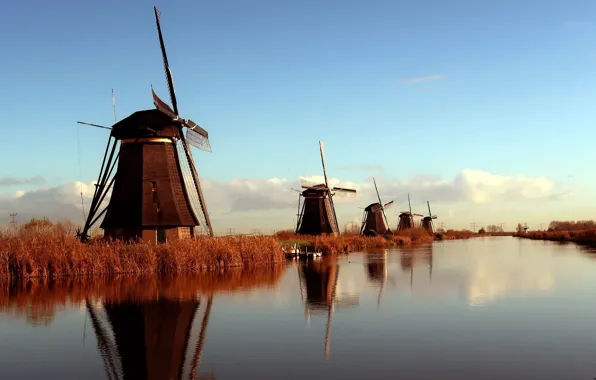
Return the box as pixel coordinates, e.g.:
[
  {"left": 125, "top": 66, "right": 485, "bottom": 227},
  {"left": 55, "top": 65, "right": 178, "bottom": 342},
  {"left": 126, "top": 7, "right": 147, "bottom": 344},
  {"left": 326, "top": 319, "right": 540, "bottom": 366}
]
[
  {"left": 186, "top": 123, "right": 212, "bottom": 152},
  {"left": 177, "top": 141, "right": 211, "bottom": 235}
]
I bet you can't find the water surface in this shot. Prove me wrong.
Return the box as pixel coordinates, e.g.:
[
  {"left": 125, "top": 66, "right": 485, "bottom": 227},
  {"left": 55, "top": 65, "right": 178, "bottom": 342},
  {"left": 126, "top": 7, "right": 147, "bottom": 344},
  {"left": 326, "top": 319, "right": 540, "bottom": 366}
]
[{"left": 2, "top": 237, "right": 596, "bottom": 379}]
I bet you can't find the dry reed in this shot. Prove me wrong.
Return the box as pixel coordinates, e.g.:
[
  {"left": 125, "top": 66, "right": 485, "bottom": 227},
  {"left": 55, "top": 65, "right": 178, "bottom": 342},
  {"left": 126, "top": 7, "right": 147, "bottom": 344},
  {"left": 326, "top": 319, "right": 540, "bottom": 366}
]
[{"left": 0, "top": 219, "right": 284, "bottom": 280}]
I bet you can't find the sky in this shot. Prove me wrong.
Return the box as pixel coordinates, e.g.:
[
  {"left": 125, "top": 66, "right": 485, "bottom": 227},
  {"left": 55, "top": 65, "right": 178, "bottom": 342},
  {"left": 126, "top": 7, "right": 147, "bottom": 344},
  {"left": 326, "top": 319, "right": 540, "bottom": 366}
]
[{"left": 1, "top": 0, "right": 595, "bottom": 234}]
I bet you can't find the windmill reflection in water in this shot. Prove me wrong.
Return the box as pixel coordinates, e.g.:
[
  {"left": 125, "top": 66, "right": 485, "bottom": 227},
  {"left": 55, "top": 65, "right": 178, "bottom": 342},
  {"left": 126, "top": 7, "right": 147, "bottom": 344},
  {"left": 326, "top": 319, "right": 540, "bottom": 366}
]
[
  {"left": 86, "top": 293, "right": 215, "bottom": 380},
  {"left": 296, "top": 258, "right": 360, "bottom": 359}
]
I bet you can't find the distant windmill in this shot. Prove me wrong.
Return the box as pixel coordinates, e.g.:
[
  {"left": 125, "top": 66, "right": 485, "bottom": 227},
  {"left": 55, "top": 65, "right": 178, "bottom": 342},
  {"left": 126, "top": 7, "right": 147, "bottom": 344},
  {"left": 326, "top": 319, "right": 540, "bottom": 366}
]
[
  {"left": 295, "top": 141, "right": 357, "bottom": 236},
  {"left": 359, "top": 177, "right": 394, "bottom": 237},
  {"left": 421, "top": 201, "right": 438, "bottom": 235},
  {"left": 396, "top": 193, "right": 423, "bottom": 230}
]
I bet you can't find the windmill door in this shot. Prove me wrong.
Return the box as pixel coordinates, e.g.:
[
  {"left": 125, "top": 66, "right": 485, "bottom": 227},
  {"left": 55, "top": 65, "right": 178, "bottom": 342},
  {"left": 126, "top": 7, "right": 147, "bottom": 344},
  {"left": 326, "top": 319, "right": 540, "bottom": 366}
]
[{"left": 157, "top": 228, "right": 167, "bottom": 243}]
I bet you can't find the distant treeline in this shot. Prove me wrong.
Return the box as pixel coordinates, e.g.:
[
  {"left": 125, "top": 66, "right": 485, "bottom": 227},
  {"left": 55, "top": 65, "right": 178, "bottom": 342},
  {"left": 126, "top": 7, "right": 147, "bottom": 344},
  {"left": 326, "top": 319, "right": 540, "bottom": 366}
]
[{"left": 546, "top": 220, "right": 596, "bottom": 232}]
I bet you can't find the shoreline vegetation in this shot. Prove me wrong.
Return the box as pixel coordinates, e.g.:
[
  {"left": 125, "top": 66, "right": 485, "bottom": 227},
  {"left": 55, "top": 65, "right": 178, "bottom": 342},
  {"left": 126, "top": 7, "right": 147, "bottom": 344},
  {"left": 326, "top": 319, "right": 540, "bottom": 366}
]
[
  {"left": 1, "top": 217, "right": 501, "bottom": 280},
  {"left": 515, "top": 221, "right": 596, "bottom": 245}
]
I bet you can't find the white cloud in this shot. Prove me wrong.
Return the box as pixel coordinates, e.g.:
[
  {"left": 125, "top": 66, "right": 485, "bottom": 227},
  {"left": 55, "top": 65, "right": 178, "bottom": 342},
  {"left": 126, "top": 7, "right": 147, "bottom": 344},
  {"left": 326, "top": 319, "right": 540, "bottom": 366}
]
[
  {"left": 401, "top": 75, "right": 446, "bottom": 84},
  {"left": 0, "top": 169, "right": 572, "bottom": 233}
]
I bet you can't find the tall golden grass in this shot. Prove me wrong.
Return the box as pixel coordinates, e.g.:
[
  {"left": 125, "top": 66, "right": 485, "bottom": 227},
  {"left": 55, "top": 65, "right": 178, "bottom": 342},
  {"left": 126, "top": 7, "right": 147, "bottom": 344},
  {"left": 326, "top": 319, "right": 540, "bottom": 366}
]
[
  {"left": 0, "top": 219, "right": 283, "bottom": 280},
  {"left": 519, "top": 229, "right": 596, "bottom": 244},
  {"left": 0, "top": 266, "right": 286, "bottom": 326},
  {"left": 275, "top": 227, "right": 480, "bottom": 254}
]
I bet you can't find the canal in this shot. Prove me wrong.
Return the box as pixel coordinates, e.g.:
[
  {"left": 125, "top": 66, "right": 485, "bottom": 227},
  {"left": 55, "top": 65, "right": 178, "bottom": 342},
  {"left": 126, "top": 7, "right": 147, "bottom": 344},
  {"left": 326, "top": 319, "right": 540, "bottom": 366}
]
[{"left": 1, "top": 236, "right": 596, "bottom": 379}]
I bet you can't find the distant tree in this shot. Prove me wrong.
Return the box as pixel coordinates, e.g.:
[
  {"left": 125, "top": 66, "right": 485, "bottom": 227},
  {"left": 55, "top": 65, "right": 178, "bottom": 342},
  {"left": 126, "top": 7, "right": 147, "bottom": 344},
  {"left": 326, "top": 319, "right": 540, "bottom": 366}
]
[
  {"left": 486, "top": 225, "right": 504, "bottom": 233},
  {"left": 478, "top": 227, "right": 486, "bottom": 234}
]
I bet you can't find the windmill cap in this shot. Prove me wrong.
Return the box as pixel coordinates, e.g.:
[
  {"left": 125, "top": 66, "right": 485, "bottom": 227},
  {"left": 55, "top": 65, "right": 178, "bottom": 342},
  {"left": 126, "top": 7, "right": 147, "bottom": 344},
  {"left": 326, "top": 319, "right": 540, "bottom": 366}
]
[{"left": 110, "top": 109, "right": 180, "bottom": 140}]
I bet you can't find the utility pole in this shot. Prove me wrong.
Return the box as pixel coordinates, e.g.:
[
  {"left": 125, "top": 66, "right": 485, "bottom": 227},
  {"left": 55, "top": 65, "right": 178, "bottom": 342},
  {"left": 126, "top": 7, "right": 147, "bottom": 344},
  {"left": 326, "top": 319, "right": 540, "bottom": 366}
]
[
  {"left": 9, "top": 213, "right": 17, "bottom": 232},
  {"left": 470, "top": 222, "right": 477, "bottom": 233},
  {"left": 226, "top": 228, "right": 235, "bottom": 236},
  {"left": 498, "top": 223, "right": 505, "bottom": 232},
  {"left": 539, "top": 223, "right": 544, "bottom": 231},
  {"left": 439, "top": 222, "right": 445, "bottom": 231}
]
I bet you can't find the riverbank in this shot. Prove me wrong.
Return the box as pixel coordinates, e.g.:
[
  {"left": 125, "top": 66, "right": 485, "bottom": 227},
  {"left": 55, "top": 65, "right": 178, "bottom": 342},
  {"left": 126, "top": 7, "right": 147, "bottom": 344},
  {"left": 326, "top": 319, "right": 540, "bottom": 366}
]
[
  {"left": 0, "top": 234, "right": 284, "bottom": 280},
  {"left": 0, "top": 218, "right": 488, "bottom": 280},
  {"left": 515, "top": 229, "right": 596, "bottom": 244},
  {"left": 275, "top": 228, "right": 484, "bottom": 254}
]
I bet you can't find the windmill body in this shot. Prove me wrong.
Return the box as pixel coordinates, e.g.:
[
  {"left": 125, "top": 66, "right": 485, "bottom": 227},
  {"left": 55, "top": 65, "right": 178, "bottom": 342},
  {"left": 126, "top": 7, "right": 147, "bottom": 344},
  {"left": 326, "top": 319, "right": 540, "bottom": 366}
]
[
  {"left": 361, "top": 203, "right": 388, "bottom": 236},
  {"left": 295, "top": 142, "right": 356, "bottom": 236},
  {"left": 396, "top": 193, "right": 423, "bottom": 231},
  {"left": 421, "top": 201, "right": 438, "bottom": 235},
  {"left": 79, "top": 7, "right": 213, "bottom": 243},
  {"left": 360, "top": 177, "right": 393, "bottom": 236},
  {"left": 297, "top": 185, "right": 339, "bottom": 236}
]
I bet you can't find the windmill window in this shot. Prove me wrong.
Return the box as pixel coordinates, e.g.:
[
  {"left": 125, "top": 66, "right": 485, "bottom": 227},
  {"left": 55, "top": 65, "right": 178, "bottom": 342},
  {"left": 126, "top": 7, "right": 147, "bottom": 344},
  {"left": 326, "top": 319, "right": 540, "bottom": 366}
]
[{"left": 151, "top": 181, "right": 157, "bottom": 192}]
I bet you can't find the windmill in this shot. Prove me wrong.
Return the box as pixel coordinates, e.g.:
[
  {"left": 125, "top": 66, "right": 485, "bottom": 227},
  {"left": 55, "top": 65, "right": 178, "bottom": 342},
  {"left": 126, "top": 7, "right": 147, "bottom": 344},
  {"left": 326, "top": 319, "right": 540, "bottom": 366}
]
[
  {"left": 421, "top": 201, "right": 438, "bottom": 235},
  {"left": 295, "top": 141, "right": 357, "bottom": 236},
  {"left": 78, "top": 7, "right": 213, "bottom": 243},
  {"left": 396, "top": 193, "right": 423, "bottom": 230},
  {"left": 360, "top": 177, "right": 394, "bottom": 237}
]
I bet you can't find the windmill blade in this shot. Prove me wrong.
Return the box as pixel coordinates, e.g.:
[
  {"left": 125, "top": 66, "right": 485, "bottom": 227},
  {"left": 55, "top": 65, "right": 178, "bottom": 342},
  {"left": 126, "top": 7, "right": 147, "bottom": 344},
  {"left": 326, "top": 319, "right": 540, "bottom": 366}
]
[
  {"left": 408, "top": 192, "right": 412, "bottom": 216},
  {"left": 154, "top": 7, "right": 179, "bottom": 115},
  {"left": 186, "top": 128, "right": 212, "bottom": 152},
  {"left": 412, "top": 213, "right": 424, "bottom": 217},
  {"left": 319, "top": 140, "right": 340, "bottom": 234},
  {"left": 319, "top": 141, "right": 330, "bottom": 190},
  {"left": 300, "top": 178, "right": 325, "bottom": 189},
  {"left": 383, "top": 200, "right": 395, "bottom": 210},
  {"left": 331, "top": 187, "right": 356, "bottom": 193},
  {"left": 431, "top": 215, "right": 438, "bottom": 219},
  {"left": 290, "top": 188, "right": 302, "bottom": 193},
  {"left": 177, "top": 138, "right": 213, "bottom": 236},
  {"left": 152, "top": 87, "right": 176, "bottom": 118},
  {"left": 427, "top": 201, "right": 433, "bottom": 218},
  {"left": 372, "top": 177, "right": 389, "bottom": 229}
]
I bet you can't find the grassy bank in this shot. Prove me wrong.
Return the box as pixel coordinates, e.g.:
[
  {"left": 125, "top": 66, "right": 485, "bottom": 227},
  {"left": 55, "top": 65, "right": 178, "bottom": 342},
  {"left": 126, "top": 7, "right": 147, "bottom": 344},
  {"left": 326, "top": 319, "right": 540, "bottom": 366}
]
[
  {"left": 0, "top": 218, "right": 487, "bottom": 279},
  {"left": 275, "top": 228, "right": 482, "bottom": 254},
  {"left": 0, "top": 230, "right": 283, "bottom": 280},
  {"left": 516, "top": 229, "right": 596, "bottom": 244}
]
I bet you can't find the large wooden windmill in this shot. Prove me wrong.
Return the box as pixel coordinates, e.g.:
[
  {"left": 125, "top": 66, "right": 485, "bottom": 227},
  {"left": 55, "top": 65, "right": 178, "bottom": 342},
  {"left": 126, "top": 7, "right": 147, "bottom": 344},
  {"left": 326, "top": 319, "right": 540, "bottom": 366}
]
[
  {"left": 421, "top": 201, "right": 438, "bottom": 235},
  {"left": 396, "top": 193, "right": 423, "bottom": 231},
  {"left": 295, "top": 141, "right": 356, "bottom": 236},
  {"left": 78, "top": 7, "right": 213, "bottom": 243},
  {"left": 360, "top": 177, "right": 394, "bottom": 237}
]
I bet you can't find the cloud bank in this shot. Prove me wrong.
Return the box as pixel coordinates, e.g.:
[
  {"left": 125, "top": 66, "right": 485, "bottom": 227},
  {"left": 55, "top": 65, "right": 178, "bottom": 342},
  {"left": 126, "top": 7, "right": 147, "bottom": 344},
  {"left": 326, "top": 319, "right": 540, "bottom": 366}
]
[{"left": 0, "top": 169, "right": 571, "bottom": 233}]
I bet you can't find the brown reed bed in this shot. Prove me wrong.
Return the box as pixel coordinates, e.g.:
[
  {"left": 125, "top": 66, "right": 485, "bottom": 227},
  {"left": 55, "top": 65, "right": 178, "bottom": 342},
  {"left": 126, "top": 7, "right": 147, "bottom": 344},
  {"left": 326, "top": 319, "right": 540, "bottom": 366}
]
[
  {"left": 517, "top": 229, "right": 596, "bottom": 244},
  {"left": 0, "top": 227, "right": 284, "bottom": 280},
  {"left": 274, "top": 227, "right": 477, "bottom": 254},
  {"left": 0, "top": 266, "right": 286, "bottom": 326}
]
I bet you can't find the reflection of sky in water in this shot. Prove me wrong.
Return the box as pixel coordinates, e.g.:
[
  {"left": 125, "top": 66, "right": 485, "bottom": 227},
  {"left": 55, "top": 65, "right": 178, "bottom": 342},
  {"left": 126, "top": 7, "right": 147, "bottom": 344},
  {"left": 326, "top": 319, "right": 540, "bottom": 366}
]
[{"left": 2, "top": 237, "right": 596, "bottom": 379}]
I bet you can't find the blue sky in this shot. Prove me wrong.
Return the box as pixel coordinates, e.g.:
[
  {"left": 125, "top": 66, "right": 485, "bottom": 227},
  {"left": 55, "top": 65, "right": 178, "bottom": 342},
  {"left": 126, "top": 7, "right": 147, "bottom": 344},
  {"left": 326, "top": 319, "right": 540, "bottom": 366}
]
[{"left": 0, "top": 0, "right": 595, "bottom": 230}]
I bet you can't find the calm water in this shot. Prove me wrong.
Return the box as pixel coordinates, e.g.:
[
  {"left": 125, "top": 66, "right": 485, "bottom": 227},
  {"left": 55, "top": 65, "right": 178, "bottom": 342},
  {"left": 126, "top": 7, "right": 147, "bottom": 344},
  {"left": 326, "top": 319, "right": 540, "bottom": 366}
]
[{"left": 2, "top": 237, "right": 596, "bottom": 379}]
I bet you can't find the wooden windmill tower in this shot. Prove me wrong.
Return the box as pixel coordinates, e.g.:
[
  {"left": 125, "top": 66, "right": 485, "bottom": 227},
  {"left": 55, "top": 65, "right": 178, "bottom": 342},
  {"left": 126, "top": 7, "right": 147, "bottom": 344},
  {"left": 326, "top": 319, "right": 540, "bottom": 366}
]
[
  {"left": 360, "top": 177, "right": 394, "bottom": 237},
  {"left": 295, "top": 141, "right": 356, "bottom": 236},
  {"left": 86, "top": 294, "right": 215, "bottom": 380},
  {"left": 78, "top": 7, "right": 214, "bottom": 243},
  {"left": 396, "top": 193, "right": 423, "bottom": 230},
  {"left": 421, "top": 201, "right": 438, "bottom": 235}
]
